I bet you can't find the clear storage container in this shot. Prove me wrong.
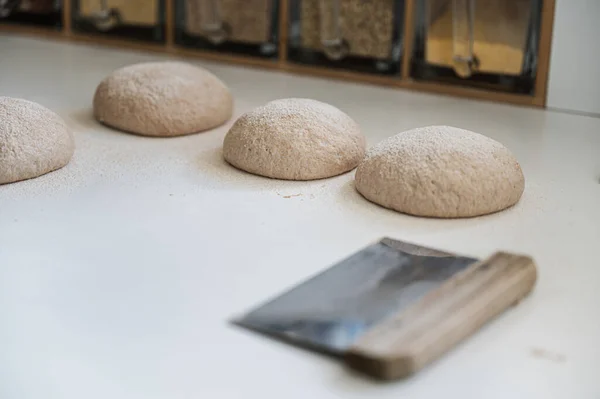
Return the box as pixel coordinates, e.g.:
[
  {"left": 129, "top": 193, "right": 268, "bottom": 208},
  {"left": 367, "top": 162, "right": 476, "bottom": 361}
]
[
  {"left": 0, "top": 0, "right": 62, "bottom": 28},
  {"left": 72, "top": 0, "right": 165, "bottom": 42},
  {"left": 288, "top": 0, "right": 405, "bottom": 75},
  {"left": 410, "top": 0, "right": 543, "bottom": 94},
  {"left": 175, "top": 0, "right": 280, "bottom": 59}
]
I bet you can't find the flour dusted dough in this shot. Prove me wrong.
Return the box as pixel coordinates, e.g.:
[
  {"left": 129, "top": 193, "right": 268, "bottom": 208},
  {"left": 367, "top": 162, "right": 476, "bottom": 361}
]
[
  {"left": 355, "top": 126, "right": 525, "bottom": 218},
  {"left": 223, "top": 98, "right": 366, "bottom": 180},
  {"left": 0, "top": 97, "right": 74, "bottom": 185},
  {"left": 93, "top": 61, "right": 233, "bottom": 137}
]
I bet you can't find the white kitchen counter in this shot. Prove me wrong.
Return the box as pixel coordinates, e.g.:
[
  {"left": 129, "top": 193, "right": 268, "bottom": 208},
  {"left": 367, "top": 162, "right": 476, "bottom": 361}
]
[{"left": 1, "top": 35, "right": 599, "bottom": 399}]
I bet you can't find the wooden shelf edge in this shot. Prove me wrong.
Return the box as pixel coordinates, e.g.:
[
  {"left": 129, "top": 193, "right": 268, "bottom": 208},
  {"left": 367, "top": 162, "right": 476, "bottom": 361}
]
[
  {"left": 164, "top": 0, "right": 174, "bottom": 46},
  {"left": 533, "top": 0, "right": 557, "bottom": 107},
  {"left": 401, "top": 0, "right": 416, "bottom": 80},
  {"left": 402, "top": 80, "right": 539, "bottom": 107},
  {"left": 278, "top": 0, "right": 289, "bottom": 64},
  {"left": 0, "top": 23, "right": 66, "bottom": 38},
  {"left": 285, "top": 63, "right": 539, "bottom": 107},
  {"left": 62, "top": 0, "right": 72, "bottom": 35},
  {"left": 170, "top": 46, "right": 281, "bottom": 70},
  {"left": 0, "top": 25, "right": 541, "bottom": 108}
]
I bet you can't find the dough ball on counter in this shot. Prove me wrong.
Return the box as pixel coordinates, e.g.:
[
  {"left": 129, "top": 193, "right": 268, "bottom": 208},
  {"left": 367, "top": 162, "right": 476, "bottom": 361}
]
[
  {"left": 0, "top": 97, "right": 74, "bottom": 185},
  {"left": 223, "top": 98, "right": 366, "bottom": 180},
  {"left": 355, "top": 126, "right": 525, "bottom": 218},
  {"left": 93, "top": 61, "right": 233, "bottom": 137}
]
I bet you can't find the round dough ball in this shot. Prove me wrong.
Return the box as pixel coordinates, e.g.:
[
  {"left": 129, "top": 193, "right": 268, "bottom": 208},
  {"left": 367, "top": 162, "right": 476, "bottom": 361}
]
[
  {"left": 223, "top": 98, "right": 366, "bottom": 180},
  {"left": 355, "top": 126, "right": 525, "bottom": 218},
  {"left": 0, "top": 97, "right": 74, "bottom": 185},
  {"left": 93, "top": 61, "right": 233, "bottom": 137}
]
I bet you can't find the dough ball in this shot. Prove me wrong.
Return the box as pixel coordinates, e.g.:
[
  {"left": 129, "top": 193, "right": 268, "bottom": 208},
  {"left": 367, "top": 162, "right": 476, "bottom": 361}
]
[
  {"left": 223, "top": 98, "right": 366, "bottom": 180},
  {"left": 355, "top": 126, "right": 525, "bottom": 218},
  {"left": 0, "top": 97, "right": 74, "bottom": 185},
  {"left": 93, "top": 61, "right": 233, "bottom": 137}
]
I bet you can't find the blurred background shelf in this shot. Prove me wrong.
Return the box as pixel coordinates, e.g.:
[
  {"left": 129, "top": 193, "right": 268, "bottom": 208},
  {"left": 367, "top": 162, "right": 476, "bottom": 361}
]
[{"left": 0, "top": 0, "right": 557, "bottom": 107}]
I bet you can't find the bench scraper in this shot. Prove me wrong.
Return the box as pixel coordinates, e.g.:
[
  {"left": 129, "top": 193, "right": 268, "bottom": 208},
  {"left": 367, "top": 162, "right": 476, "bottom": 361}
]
[{"left": 234, "top": 238, "right": 537, "bottom": 380}]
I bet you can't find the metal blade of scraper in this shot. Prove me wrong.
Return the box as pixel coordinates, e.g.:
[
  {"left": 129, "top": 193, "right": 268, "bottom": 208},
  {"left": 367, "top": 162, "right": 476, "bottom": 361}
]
[{"left": 233, "top": 238, "right": 478, "bottom": 356}]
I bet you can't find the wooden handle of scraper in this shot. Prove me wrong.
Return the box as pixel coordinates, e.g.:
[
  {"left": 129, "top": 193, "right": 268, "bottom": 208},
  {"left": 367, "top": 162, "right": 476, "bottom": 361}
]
[{"left": 344, "top": 252, "right": 537, "bottom": 380}]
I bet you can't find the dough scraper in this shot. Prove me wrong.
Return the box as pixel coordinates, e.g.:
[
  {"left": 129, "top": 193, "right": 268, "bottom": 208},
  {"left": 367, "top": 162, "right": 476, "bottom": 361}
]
[{"left": 234, "top": 238, "right": 537, "bottom": 380}]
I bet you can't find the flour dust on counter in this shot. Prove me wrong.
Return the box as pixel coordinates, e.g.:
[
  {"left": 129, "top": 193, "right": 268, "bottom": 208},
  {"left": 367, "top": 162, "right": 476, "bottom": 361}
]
[
  {"left": 93, "top": 61, "right": 233, "bottom": 137},
  {"left": 0, "top": 97, "right": 75, "bottom": 185},
  {"left": 223, "top": 98, "right": 366, "bottom": 180},
  {"left": 355, "top": 125, "right": 525, "bottom": 218}
]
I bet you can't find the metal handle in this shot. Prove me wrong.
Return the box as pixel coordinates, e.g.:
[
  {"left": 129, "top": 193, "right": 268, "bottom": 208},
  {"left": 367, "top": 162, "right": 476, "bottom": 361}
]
[
  {"left": 451, "top": 0, "right": 478, "bottom": 78},
  {"left": 198, "top": 0, "right": 228, "bottom": 45},
  {"left": 318, "top": 0, "right": 349, "bottom": 61},
  {"left": 90, "top": 0, "right": 120, "bottom": 31}
]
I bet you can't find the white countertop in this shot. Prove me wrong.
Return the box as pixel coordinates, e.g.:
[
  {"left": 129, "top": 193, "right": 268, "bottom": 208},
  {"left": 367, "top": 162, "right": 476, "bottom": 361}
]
[{"left": 1, "top": 36, "right": 599, "bottom": 399}]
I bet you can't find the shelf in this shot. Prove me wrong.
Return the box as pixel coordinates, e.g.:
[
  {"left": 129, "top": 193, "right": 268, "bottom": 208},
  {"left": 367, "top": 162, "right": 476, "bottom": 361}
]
[{"left": 0, "top": 0, "right": 555, "bottom": 108}]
